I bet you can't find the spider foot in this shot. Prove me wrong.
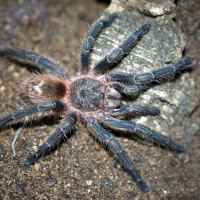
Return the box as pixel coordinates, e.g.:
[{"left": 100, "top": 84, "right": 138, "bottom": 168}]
[
  {"left": 137, "top": 179, "right": 149, "bottom": 193},
  {"left": 11, "top": 125, "right": 25, "bottom": 158}
]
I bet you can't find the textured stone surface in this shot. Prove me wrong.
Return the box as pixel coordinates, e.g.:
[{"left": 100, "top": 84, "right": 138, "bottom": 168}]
[
  {"left": 91, "top": 1, "right": 199, "bottom": 147},
  {"left": 110, "top": 0, "right": 176, "bottom": 17}
]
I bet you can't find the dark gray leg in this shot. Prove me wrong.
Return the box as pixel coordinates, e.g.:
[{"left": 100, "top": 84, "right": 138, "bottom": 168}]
[
  {"left": 24, "top": 112, "right": 77, "bottom": 168},
  {"left": 0, "top": 49, "right": 68, "bottom": 79},
  {"left": 111, "top": 104, "right": 160, "bottom": 118},
  {"left": 87, "top": 117, "right": 149, "bottom": 192},
  {"left": 94, "top": 24, "right": 151, "bottom": 75},
  {"left": 0, "top": 143, "right": 4, "bottom": 161},
  {"left": 108, "top": 57, "right": 193, "bottom": 84},
  {"left": 113, "top": 82, "right": 149, "bottom": 96},
  {"left": 12, "top": 125, "right": 25, "bottom": 157},
  {"left": 0, "top": 100, "right": 64, "bottom": 129},
  {"left": 81, "top": 13, "right": 118, "bottom": 74},
  {"left": 101, "top": 115, "right": 185, "bottom": 153}
]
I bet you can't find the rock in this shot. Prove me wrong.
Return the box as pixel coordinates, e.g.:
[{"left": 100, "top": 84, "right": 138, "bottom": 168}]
[{"left": 91, "top": 0, "right": 199, "bottom": 146}]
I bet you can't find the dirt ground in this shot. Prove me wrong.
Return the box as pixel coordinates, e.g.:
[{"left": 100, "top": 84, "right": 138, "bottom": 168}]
[{"left": 0, "top": 0, "right": 199, "bottom": 199}]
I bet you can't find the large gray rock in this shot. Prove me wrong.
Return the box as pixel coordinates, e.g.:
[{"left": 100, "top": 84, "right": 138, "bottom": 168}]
[{"left": 91, "top": 0, "right": 199, "bottom": 146}]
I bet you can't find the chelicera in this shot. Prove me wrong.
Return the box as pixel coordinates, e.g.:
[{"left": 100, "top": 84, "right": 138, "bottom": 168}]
[{"left": 0, "top": 13, "right": 192, "bottom": 192}]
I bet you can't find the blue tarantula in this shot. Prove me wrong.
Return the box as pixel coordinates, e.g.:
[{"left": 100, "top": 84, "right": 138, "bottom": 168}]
[{"left": 0, "top": 13, "right": 192, "bottom": 192}]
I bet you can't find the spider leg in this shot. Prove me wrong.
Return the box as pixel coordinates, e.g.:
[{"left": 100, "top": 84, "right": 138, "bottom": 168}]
[
  {"left": 101, "top": 115, "right": 185, "bottom": 153},
  {"left": 94, "top": 24, "right": 151, "bottom": 75},
  {"left": 87, "top": 117, "right": 149, "bottom": 192},
  {"left": 81, "top": 13, "right": 118, "bottom": 74},
  {"left": 0, "top": 143, "right": 4, "bottom": 160},
  {"left": 113, "top": 82, "right": 149, "bottom": 96},
  {"left": 12, "top": 125, "right": 25, "bottom": 158},
  {"left": 0, "top": 49, "right": 68, "bottom": 79},
  {"left": 111, "top": 104, "right": 160, "bottom": 118},
  {"left": 0, "top": 100, "right": 65, "bottom": 129},
  {"left": 24, "top": 112, "right": 77, "bottom": 168},
  {"left": 107, "top": 57, "right": 193, "bottom": 84}
]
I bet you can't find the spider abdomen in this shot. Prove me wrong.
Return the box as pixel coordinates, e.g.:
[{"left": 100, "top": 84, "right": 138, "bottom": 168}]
[{"left": 22, "top": 74, "right": 67, "bottom": 104}]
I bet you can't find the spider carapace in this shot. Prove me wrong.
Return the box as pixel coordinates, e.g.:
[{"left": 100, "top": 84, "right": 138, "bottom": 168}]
[{"left": 0, "top": 13, "right": 192, "bottom": 192}]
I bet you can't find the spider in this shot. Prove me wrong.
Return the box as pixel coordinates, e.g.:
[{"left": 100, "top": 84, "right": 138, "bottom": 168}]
[{"left": 0, "top": 13, "right": 192, "bottom": 192}]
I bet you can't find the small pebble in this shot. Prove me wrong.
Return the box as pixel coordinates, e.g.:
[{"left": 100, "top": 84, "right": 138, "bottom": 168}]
[
  {"left": 34, "top": 163, "right": 40, "bottom": 172},
  {"left": 102, "top": 177, "right": 115, "bottom": 191},
  {"left": 86, "top": 180, "right": 93, "bottom": 186}
]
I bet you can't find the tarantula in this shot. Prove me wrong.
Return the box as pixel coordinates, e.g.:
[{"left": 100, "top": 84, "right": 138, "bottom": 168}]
[{"left": 0, "top": 13, "right": 192, "bottom": 192}]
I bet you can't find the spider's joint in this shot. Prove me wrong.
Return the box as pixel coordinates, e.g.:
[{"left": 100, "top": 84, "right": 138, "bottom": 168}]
[
  {"left": 36, "top": 104, "right": 41, "bottom": 111},
  {"left": 68, "top": 116, "right": 76, "bottom": 123},
  {"left": 88, "top": 36, "right": 95, "bottom": 42},
  {"left": 133, "top": 122, "right": 138, "bottom": 131},
  {"left": 116, "top": 148, "right": 124, "bottom": 154},
  {"left": 35, "top": 55, "right": 41, "bottom": 64},
  {"left": 150, "top": 71, "right": 155, "bottom": 80},
  {"left": 102, "top": 113, "right": 109, "bottom": 121},
  {"left": 45, "top": 142, "right": 51, "bottom": 148},
  {"left": 83, "top": 49, "right": 90, "bottom": 53},
  {"left": 59, "top": 127, "right": 65, "bottom": 133},
  {"left": 107, "top": 47, "right": 124, "bottom": 63},
  {"left": 172, "top": 65, "right": 176, "bottom": 72},
  {"left": 106, "top": 136, "right": 114, "bottom": 144},
  {"left": 11, "top": 113, "right": 15, "bottom": 120},
  {"left": 87, "top": 116, "right": 95, "bottom": 124},
  {"left": 24, "top": 116, "right": 29, "bottom": 122},
  {"left": 53, "top": 100, "right": 57, "bottom": 107},
  {"left": 106, "top": 56, "right": 112, "bottom": 64}
]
